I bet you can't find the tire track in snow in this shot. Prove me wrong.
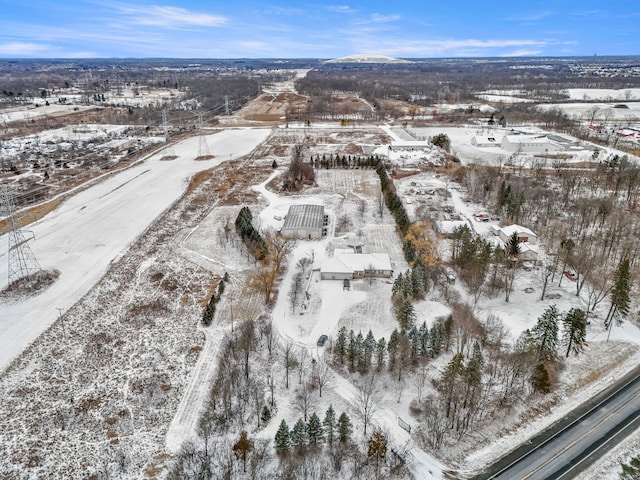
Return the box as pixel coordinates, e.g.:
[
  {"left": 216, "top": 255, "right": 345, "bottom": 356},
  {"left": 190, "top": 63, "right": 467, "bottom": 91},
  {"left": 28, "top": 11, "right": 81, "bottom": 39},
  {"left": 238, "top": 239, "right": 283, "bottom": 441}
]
[{"left": 166, "top": 324, "right": 225, "bottom": 452}]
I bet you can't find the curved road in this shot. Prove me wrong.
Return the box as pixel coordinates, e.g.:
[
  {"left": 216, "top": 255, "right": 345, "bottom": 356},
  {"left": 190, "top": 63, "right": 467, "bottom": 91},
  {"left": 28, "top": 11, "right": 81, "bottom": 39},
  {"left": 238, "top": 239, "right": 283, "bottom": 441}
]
[{"left": 472, "top": 365, "right": 640, "bottom": 480}]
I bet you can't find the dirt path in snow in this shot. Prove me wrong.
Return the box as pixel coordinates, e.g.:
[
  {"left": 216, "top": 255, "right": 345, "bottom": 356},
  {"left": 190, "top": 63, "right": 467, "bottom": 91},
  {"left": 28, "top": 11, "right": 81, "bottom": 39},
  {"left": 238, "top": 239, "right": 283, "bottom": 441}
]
[{"left": 330, "top": 372, "right": 445, "bottom": 479}]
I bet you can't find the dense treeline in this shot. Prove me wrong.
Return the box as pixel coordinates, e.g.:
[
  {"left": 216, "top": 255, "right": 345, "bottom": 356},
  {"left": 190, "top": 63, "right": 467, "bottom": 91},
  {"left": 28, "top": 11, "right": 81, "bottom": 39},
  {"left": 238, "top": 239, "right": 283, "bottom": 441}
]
[
  {"left": 310, "top": 153, "right": 381, "bottom": 170},
  {"left": 235, "top": 206, "right": 267, "bottom": 261},
  {"left": 458, "top": 160, "right": 640, "bottom": 315},
  {"left": 297, "top": 59, "right": 640, "bottom": 115},
  {"left": 201, "top": 272, "right": 228, "bottom": 326}
]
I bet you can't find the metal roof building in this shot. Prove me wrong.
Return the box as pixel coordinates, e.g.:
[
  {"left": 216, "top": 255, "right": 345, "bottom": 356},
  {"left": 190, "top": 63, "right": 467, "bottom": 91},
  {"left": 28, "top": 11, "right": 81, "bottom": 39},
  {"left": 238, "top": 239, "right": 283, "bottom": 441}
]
[{"left": 281, "top": 204, "right": 327, "bottom": 240}]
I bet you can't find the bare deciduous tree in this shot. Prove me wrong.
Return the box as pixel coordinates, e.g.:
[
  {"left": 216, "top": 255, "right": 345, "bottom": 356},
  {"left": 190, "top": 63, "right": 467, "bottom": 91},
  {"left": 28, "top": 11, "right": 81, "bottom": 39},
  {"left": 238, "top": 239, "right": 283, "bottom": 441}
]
[
  {"left": 312, "top": 357, "right": 333, "bottom": 397},
  {"left": 292, "top": 381, "right": 317, "bottom": 422},
  {"left": 354, "top": 374, "right": 381, "bottom": 435},
  {"left": 282, "top": 342, "right": 297, "bottom": 389}
]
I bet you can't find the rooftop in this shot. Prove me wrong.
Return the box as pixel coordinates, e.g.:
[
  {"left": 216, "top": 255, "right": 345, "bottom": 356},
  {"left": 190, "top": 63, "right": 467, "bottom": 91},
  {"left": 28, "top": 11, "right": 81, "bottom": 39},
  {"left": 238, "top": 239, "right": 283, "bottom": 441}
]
[{"left": 282, "top": 204, "right": 325, "bottom": 231}]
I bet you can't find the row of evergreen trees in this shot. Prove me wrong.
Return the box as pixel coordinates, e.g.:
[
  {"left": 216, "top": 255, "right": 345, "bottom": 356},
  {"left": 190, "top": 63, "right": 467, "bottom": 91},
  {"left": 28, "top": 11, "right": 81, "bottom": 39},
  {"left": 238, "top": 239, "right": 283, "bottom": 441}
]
[
  {"left": 235, "top": 206, "right": 267, "bottom": 260},
  {"left": 375, "top": 160, "right": 412, "bottom": 237},
  {"left": 517, "top": 304, "right": 588, "bottom": 393},
  {"left": 202, "top": 272, "right": 229, "bottom": 326},
  {"left": 274, "top": 405, "right": 352, "bottom": 454},
  {"left": 309, "top": 153, "right": 381, "bottom": 170},
  {"left": 332, "top": 320, "right": 453, "bottom": 376},
  {"left": 392, "top": 261, "right": 432, "bottom": 330}
]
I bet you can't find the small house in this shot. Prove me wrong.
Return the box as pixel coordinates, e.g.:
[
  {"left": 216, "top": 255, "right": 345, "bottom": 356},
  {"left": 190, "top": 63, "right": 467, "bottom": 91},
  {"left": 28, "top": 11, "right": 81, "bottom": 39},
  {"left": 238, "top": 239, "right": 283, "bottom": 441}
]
[
  {"left": 321, "top": 249, "right": 393, "bottom": 280},
  {"left": 498, "top": 224, "right": 538, "bottom": 246}
]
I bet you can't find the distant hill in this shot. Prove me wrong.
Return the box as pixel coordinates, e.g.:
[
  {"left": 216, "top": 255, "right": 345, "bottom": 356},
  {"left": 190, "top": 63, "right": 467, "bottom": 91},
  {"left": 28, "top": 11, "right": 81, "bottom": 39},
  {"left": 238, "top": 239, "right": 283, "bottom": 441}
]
[{"left": 324, "top": 54, "right": 412, "bottom": 64}]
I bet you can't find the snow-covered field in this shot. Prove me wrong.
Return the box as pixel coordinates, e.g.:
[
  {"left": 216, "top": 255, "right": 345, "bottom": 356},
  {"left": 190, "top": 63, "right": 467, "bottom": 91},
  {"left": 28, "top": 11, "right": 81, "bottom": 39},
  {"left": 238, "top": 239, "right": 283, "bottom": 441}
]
[
  {"left": 2, "top": 115, "right": 640, "bottom": 479},
  {"left": 564, "top": 88, "right": 640, "bottom": 102},
  {"left": 539, "top": 102, "right": 640, "bottom": 121},
  {"left": 0, "top": 127, "right": 270, "bottom": 371},
  {"left": 0, "top": 104, "right": 94, "bottom": 124}
]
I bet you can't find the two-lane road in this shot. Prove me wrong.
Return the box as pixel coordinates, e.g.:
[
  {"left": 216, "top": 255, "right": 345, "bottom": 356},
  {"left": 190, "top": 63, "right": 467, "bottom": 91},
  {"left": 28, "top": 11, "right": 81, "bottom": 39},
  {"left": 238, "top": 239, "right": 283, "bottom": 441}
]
[{"left": 474, "top": 366, "right": 640, "bottom": 480}]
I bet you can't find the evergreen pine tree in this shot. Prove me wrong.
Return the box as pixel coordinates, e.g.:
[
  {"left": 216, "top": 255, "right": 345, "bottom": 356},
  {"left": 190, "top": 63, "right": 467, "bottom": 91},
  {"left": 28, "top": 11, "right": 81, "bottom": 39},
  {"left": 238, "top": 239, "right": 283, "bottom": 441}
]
[
  {"left": 290, "top": 419, "right": 308, "bottom": 449},
  {"left": 620, "top": 455, "right": 640, "bottom": 480},
  {"left": 515, "top": 328, "right": 536, "bottom": 355},
  {"left": 347, "top": 330, "right": 357, "bottom": 370},
  {"left": 392, "top": 273, "right": 404, "bottom": 295},
  {"left": 387, "top": 329, "right": 400, "bottom": 371},
  {"left": 429, "top": 323, "right": 442, "bottom": 357},
  {"left": 363, "top": 330, "right": 376, "bottom": 373},
  {"left": 531, "top": 362, "right": 552, "bottom": 393},
  {"left": 354, "top": 331, "right": 365, "bottom": 373},
  {"left": 261, "top": 405, "right": 271, "bottom": 424},
  {"left": 395, "top": 296, "right": 416, "bottom": 330},
  {"left": 606, "top": 258, "right": 632, "bottom": 337},
  {"left": 307, "top": 412, "right": 324, "bottom": 444},
  {"left": 411, "top": 266, "right": 425, "bottom": 298},
  {"left": 506, "top": 231, "right": 520, "bottom": 257},
  {"left": 334, "top": 326, "right": 347, "bottom": 365},
  {"left": 419, "top": 322, "right": 430, "bottom": 357},
  {"left": 532, "top": 305, "right": 560, "bottom": 360},
  {"left": 274, "top": 420, "right": 290, "bottom": 454},
  {"left": 337, "top": 412, "right": 353, "bottom": 443},
  {"left": 201, "top": 293, "right": 217, "bottom": 326},
  {"left": 562, "top": 308, "right": 587, "bottom": 357},
  {"left": 323, "top": 405, "right": 337, "bottom": 445},
  {"left": 376, "top": 337, "right": 387, "bottom": 371},
  {"left": 466, "top": 341, "right": 484, "bottom": 387}
]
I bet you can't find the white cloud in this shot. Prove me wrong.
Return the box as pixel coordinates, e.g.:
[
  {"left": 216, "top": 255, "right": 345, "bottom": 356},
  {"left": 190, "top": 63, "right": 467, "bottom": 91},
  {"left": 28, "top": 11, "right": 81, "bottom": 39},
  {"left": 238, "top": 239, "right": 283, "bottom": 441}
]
[
  {"left": 327, "top": 5, "right": 356, "bottom": 14},
  {"left": 370, "top": 13, "right": 400, "bottom": 23},
  {"left": 266, "top": 6, "right": 304, "bottom": 15},
  {"left": 117, "top": 5, "right": 227, "bottom": 28},
  {"left": 0, "top": 42, "right": 50, "bottom": 55}
]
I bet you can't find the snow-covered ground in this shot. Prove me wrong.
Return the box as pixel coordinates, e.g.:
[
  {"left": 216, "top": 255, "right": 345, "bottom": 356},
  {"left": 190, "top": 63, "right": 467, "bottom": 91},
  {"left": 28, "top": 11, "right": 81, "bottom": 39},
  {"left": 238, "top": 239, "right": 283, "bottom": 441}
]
[
  {"left": 3, "top": 115, "right": 640, "bottom": 478},
  {"left": 538, "top": 102, "right": 640, "bottom": 121},
  {"left": 0, "top": 127, "right": 270, "bottom": 371},
  {"left": 564, "top": 88, "right": 640, "bottom": 102},
  {"left": 0, "top": 104, "right": 94, "bottom": 124}
]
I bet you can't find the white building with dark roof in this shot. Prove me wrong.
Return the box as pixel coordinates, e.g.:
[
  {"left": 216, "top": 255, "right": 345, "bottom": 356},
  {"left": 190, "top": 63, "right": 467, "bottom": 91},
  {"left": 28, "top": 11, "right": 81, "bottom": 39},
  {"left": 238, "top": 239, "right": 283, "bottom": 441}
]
[
  {"left": 493, "top": 224, "right": 540, "bottom": 261},
  {"left": 498, "top": 224, "right": 538, "bottom": 245},
  {"left": 281, "top": 204, "right": 328, "bottom": 240}
]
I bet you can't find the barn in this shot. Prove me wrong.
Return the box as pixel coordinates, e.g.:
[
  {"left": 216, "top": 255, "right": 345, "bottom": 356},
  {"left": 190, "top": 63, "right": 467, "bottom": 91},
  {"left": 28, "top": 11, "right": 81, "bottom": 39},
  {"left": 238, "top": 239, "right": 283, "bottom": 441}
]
[
  {"left": 501, "top": 135, "right": 564, "bottom": 153},
  {"left": 281, "top": 204, "right": 328, "bottom": 240}
]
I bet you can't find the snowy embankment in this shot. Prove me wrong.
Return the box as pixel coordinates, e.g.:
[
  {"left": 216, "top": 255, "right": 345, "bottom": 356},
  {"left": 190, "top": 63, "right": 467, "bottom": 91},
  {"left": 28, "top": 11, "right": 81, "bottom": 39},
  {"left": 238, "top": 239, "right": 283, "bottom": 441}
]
[{"left": 0, "top": 128, "right": 270, "bottom": 372}]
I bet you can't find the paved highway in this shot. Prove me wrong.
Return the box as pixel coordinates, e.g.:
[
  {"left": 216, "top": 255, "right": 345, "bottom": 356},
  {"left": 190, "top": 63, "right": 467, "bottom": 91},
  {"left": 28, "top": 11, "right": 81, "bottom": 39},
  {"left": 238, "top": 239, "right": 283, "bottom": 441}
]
[{"left": 473, "top": 366, "right": 640, "bottom": 480}]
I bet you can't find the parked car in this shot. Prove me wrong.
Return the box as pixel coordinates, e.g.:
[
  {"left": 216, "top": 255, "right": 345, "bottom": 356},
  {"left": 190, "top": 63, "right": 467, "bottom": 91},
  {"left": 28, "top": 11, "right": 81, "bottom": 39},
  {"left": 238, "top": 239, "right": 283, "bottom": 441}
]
[{"left": 317, "top": 335, "right": 328, "bottom": 347}]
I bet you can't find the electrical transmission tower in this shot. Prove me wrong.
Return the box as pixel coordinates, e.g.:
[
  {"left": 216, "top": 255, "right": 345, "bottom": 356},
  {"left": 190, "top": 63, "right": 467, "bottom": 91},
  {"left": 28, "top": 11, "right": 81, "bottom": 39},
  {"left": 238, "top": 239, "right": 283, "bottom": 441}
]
[
  {"left": 0, "top": 185, "right": 41, "bottom": 286},
  {"left": 160, "top": 109, "right": 176, "bottom": 159},
  {"left": 197, "top": 112, "right": 210, "bottom": 159},
  {"left": 224, "top": 95, "right": 230, "bottom": 116}
]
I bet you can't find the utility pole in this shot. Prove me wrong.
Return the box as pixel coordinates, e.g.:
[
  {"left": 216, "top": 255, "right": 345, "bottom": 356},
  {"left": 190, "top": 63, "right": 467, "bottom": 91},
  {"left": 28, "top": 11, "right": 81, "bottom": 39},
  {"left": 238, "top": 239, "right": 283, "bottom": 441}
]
[
  {"left": 230, "top": 299, "right": 234, "bottom": 332},
  {"left": 56, "top": 307, "right": 66, "bottom": 339},
  {"left": 197, "top": 112, "right": 210, "bottom": 159}
]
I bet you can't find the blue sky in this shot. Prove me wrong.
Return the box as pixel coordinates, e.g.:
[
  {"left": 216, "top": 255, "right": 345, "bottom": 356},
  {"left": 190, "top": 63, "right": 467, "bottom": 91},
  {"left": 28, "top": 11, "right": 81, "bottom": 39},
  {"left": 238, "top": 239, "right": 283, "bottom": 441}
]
[{"left": 0, "top": 1, "right": 638, "bottom": 58}]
